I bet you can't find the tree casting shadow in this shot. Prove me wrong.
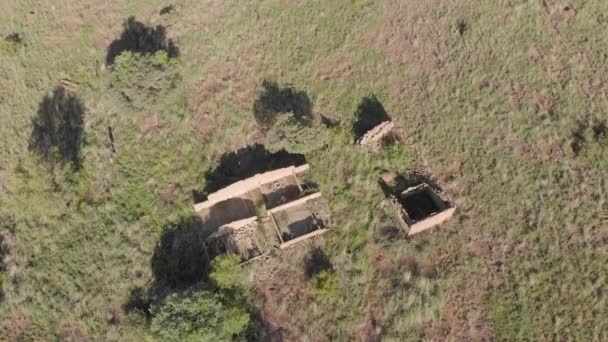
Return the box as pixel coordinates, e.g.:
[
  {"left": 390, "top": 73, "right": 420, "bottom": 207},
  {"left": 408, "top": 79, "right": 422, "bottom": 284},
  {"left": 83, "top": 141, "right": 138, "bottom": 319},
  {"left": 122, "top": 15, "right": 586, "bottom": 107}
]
[
  {"left": 106, "top": 16, "right": 179, "bottom": 66},
  {"left": 29, "top": 87, "right": 85, "bottom": 170},
  {"left": 352, "top": 95, "right": 391, "bottom": 141},
  {"left": 253, "top": 80, "right": 312, "bottom": 129}
]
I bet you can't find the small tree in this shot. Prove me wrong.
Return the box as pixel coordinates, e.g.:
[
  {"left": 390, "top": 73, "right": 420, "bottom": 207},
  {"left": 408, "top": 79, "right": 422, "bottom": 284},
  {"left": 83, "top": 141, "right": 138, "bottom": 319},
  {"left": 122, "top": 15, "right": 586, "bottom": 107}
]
[
  {"left": 210, "top": 253, "right": 244, "bottom": 291},
  {"left": 151, "top": 289, "right": 250, "bottom": 341},
  {"left": 264, "top": 112, "right": 328, "bottom": 155},
  {"left": 111, "top": 50, "right": 181, "bottom": 109},
  {"left": 310, "top": 269, "right": 340, "bottom": 302},
  {"left": 253, "top": 80, "right": 312, "bottom": 130}
]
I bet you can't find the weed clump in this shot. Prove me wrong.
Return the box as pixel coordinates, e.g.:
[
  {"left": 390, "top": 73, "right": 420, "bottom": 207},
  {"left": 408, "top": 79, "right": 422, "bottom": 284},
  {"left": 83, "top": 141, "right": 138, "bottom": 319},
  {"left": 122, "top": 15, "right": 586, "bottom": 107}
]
[
  {"left": 0, "top": 33, "right": 22, "bottom": 56},
  {"left": 110, "top": 50, "right": 181, "bottom": 109},
  {"left": 310, "top": 269, "right": 340, "bottom": 302},
  {"left": 570, "top": 116, "right": 607, "bottom": 156}
]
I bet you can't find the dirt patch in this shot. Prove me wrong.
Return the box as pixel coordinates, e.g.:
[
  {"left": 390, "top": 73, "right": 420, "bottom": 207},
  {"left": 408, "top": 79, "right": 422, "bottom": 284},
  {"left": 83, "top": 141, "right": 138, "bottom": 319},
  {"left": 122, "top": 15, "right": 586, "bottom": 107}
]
[
  {"left": 510, "top": 139, "right": 532, "bottom": 160},
  {"left": 316, "top": 62, "right": 353, "bottom": 81},
  {"left": 63, "top": 16, "right": 83, "bottom": 32},
  {"left": 189, "top": 61, "right": 257, "bottom": 116},
  {"left": 352, "top": 306, "right": 381, "bottom": 342},
  {"left": 561, "top": 5, "right": 577, "bottom": 19},
  {"left": 194, "top": 112, "right": 218, "bottom": 137},
  {"left": 533, "top": 91, "right": 556, "bottom": 116},
  {"left": 0, "top": 313, "right": 32, "bottom": 341},
  {"left": 370, "top": 1, "right": 456, "bottom": 69},
  {"left": 134, "top": 115, "right": 160, "bottom": 135},
  {"left": 57, "top": 321, "right": 88, "bottom": 342},
  {"left": 159, "top": 183, "right": 179, "bottom": 204},
  {"left": 537, "top": 137, "right": 563, "bottom": 161},
  {"left": 256, "top": 271, "right": 308, "bottom": 341}
]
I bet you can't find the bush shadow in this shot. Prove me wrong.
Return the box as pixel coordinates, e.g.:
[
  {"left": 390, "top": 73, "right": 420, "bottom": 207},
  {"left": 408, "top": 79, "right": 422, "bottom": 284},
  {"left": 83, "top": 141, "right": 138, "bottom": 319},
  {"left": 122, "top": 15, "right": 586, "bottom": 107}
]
[
  {"left": 106, "top": 16, "right": 179, "bottom": 66},
  {"left": 253, "top": 80, "right": 312, "bottom": 129},
  {"left": 28, "top": 87, "right": 85, "bottom": 170},
  {"left": 303, "top": 247, "right": 333, "bottom": 279},
  {"left": 570, "top": 116, "right": 607, "bottom": 155},
  {"left": 352, "top": 96, "right": 391, "bottom": 141},
  {"left": 201, "top": 144, "right": 306, "bottom": 197},
  {"left": 5, "top": 33, "right": 23, "bottom": 44}
]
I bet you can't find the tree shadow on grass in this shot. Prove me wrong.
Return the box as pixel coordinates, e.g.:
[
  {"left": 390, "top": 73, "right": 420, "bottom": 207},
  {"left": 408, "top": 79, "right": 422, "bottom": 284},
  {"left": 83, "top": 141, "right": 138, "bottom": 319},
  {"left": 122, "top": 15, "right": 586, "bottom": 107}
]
[
  {"left": 28, "top": 87, "right": 85, "bottom": 171},
  {"left": 200, "top": 144, "right": 306, "bottom": 198},
  {"left": 253, "top": 80, "right": 312, "bottom": 130},
  {"left": 125, "top": 215, "right": 215, "bottom": 315},
  {"left": 106, "top": 16, "right": 179, "bottom": 66},
  {"left": 150, "top": 215, "right": 211, "bottom": 290},
  {"left": 352, "top": 96, "right": 390, "bottom": 141}
]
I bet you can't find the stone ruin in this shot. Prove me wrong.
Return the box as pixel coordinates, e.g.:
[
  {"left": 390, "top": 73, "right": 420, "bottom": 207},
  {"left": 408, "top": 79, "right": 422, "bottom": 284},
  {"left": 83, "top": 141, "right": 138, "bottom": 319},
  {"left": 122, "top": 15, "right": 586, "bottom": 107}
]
[
  {"left": 266, "top": 192, "right": 331, "bottom": 249},
  {"left": 381, "top": 173, "right": 456, "bottom": 236},
  {"left": 357, "top": 114, "right": 455, "bottom": 235},
  {"left": 358, "top": 120, "right": 405, "bottom": 152},
  {"left": 206, "top": 217, "right": 265, "bottom": 261},
  {"left": 194, "top": 163, "right": 331, "bottom": 262}
]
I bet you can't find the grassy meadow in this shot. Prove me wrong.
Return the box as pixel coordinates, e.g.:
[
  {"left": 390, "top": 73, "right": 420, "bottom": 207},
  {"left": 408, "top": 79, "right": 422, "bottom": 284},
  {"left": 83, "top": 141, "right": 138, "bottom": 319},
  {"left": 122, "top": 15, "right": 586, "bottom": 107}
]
[{"left": 0, "top": 0, "right": 607, "bottom": 340}]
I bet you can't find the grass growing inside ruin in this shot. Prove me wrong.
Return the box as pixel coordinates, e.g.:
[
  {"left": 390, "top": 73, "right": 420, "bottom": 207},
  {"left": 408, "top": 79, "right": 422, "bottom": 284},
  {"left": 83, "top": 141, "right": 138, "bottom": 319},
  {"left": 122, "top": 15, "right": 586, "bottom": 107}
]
[{"left": 1, "top": 0, "right": 607, "bottom": 340}]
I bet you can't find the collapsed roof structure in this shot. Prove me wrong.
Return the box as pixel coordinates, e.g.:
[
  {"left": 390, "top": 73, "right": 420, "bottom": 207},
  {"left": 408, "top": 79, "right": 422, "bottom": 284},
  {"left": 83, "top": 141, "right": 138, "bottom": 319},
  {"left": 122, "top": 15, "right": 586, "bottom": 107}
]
[{"left": 194, "top": 163, "right": 331, "bottom": 261}]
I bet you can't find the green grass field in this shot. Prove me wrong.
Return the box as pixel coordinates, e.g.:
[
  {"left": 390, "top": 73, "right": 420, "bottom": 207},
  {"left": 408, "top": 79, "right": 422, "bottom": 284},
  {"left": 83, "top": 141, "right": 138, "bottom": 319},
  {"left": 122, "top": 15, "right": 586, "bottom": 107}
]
[{"left": 1, "top": 0, "right": 607, "bottom": 340}]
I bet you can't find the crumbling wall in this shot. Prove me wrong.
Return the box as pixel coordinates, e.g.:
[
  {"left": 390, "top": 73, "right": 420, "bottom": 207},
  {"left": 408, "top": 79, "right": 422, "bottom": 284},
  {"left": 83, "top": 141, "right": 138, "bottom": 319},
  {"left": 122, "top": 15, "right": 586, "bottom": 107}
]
[
  {"left": 359, "top": 120, "right": 405, "bottom": 151},
  {"left": 206, "top": 217, "right": 264, "bottom": 261}
]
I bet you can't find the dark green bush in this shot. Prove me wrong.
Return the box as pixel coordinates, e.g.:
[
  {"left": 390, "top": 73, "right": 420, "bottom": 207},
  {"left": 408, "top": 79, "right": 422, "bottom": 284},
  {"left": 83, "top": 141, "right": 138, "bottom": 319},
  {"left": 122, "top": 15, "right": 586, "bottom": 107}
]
[
  {"left": 264, "top": 112, "right": 328, "bottom": 155},
  {"left": 150, "top": 289, "right": 250, "bottom": 341},
  {"left": 253, "top": 80, "right": 312, "bottom": 130},
  {"left": 0, "top": 33, "right": 22, "bottom": 56},
  {"left": 110, "top": 50, "right": 181, "bottom": 109},
  {"left": 210, "top": 253, "right": 244, "bottom": 291}
]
